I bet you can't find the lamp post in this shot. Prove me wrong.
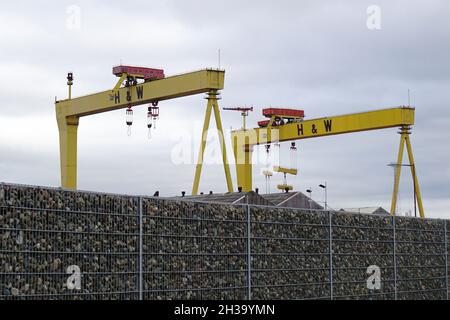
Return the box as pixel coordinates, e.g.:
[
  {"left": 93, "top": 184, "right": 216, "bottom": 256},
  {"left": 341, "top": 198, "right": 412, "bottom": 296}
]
[
  {"left": 319, "top": 182, "right": 327, "bottom": 210},
  {"left": 388, "top": 163, "right": 417, "bottom": 218}
]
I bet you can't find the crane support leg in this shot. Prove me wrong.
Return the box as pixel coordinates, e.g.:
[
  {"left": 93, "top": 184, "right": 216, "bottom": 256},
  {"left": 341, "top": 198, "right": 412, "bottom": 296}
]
[
  {"left": 390, "top": 131, "right": 406, "bottom": 215},
  {"left": 405, "top": 134, "right": 425, "bottom": 218},
  {"left": 233, "top": 139, "right": 253, "bottom": 192},
  {"left": 192, "top": 90, "right": 234, "bottom": 195},
  {"left": 390, "top": 126, "right": 425, "bottom": 218},
  {"left": 57, "top": 116, "right": 79, "bottom": 189},
  {"left": 211, "top": 95, "right": 234, "bottom": 193},
  {"left": 192, "top": 97, "right": 213, "bottom": 195}
]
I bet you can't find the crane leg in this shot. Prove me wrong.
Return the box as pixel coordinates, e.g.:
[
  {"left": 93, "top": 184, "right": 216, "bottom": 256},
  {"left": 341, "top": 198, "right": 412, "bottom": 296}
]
[
  {"left": 405, "top": 134, "right": 425, "bottom": 218},
  {"left": 390, "top": 131, "right": 405, "bottom": 215},
  {"left": 57, "top": 115, "right": 79, "bottom": 190},
  {"left": 233, "top": 136, "right": 253, "bottom": 192},
  {"left": 211, "top": 98, "right": 234, "bottom": 193},
  {"left": 192, "top": 96, "right": 214, "bottom": 195},
  {"left": 192, "top": 90, "right": 234, "bottom": 195}
]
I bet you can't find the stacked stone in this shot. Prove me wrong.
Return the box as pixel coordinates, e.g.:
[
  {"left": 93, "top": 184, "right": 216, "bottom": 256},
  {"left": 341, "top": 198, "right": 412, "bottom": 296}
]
[
  {"left": 141, "top": 198, "right": 248, "bottom": 300},
  {"left": 395, "top": 217, "right": 447, "bottom": 300},
  {"left": 331, "top": 212, "right": 395, "bottom": 300},
  {"left": 0, "top": 183, "right": 139, "bottom": 300},
  {"left": 250, "top": 207, "right": 331, "bottom": 299}
]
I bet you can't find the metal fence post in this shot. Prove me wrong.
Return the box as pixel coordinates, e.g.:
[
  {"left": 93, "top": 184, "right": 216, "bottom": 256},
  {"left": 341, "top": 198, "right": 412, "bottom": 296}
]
[
  {"left": 246, "top": 203, "right": 252, "bottom": 300},
  {"left": 393, "top": 216, "right": 398, "bottom": 300},
  {"left": 138, "top": 196, "right": 143, "bottom": 301},
  {"left": 444, "top": 221, "right": 448, "bottom": 300},
  {"left": 328, "top": 211, "right": 333, "bottom": 300}
]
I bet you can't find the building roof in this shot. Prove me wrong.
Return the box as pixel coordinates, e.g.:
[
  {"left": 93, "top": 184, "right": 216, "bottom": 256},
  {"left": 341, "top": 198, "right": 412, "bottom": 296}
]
[
  {"left": 340, "top": 207, "right": 390, "bottom": 215},
  {"left": 166, "top": 191, "right": 274, "bottom": 206},
  {"left": 166, "top": 191, "right": 324, "bottom": 210},
  {"left": 261, "top": 192, "right": 323, "bottom": 209}
]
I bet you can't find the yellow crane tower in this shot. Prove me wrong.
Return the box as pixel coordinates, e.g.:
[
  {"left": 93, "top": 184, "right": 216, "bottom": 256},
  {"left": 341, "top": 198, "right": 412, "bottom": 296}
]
[
  {"left": 231, "top": 106, "right": 425, "bottom": 218},
  {"left": 55, "top": 66, "right": 233, "bottom": 195}
]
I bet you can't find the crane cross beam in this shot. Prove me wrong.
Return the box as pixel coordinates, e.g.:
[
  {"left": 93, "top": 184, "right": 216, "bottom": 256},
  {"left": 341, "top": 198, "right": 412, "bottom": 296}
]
[
  {"left": 231, "top": 107, "right": 415, "bottom": 146},
  {"left": 56, "top": 69, "right": 225, "bottom": 118}
]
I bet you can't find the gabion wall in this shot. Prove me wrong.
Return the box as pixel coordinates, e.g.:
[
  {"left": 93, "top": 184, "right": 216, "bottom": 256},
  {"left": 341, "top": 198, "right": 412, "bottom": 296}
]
[
  {"left": 395, "top": 217, "right": 447, "bottom": 299},
  {"left": 142, "top": 199, "right": 248, "bottom": 300},
  {"left": 0, "top": 184, "right": 140, "bottom": 300},
  {"left": 1, "top": 183, "right": 449, "bottom": 300},
  {"left": 250, "top": 207, "right": 331, "bottom": 300},
  {"left": 331, "top": 213, "right": 395, "bottom": 299}
]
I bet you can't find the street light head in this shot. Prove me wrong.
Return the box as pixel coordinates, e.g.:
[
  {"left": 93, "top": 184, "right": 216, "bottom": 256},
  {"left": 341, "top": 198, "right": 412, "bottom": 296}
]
[
  {"left": 387, "top": 162, "right": 396, "bottom": 167},
  {"left": 388, "top": 162, "right": 412, "bottom": 168},
  {"left": 306, "top": 189, "right": 312, "bottom": 194},
  {"left": 319, "top": 184, "right": 326, "bottom": 189}
]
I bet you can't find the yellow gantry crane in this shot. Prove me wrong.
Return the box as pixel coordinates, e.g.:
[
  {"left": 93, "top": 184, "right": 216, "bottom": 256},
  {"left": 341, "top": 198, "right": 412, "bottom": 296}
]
[
  {"left": 56, "top": 66, "right": 425, "bottom": 217},
  {"left": 55, "top": 66, "right": 233, "bottom": 195},
  {"left": 231, "top": 106, "right": 425, "bottom": 218}
]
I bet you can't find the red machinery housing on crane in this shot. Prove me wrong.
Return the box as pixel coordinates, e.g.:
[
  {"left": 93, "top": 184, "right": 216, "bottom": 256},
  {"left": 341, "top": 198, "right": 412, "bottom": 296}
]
[{"left": 113, "top": 65, "right": 165, "bottom": 81}]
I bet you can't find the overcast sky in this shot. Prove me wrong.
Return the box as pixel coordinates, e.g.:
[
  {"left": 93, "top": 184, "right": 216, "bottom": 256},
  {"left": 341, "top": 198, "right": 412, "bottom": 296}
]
[{"left": 0, "top": 0, "right": 449, "bottom": 218}]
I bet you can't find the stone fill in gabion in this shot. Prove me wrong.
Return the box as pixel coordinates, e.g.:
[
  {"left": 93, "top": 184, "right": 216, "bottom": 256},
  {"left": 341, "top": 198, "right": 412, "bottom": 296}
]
[
  {"left": 141, "top": 198, "right": 248, "bottom": 300},
  {"left": 250, "top": 207, "right": 331, "bottom": 299},
  {"left": 395, "top": 217, "right": 447, "bottom": 300},
  {"left": 331, "top": 212, "right": 395, "bottom": 300},
  {"left": 0, "top": 184, "right": 139, "bottom": 300}
]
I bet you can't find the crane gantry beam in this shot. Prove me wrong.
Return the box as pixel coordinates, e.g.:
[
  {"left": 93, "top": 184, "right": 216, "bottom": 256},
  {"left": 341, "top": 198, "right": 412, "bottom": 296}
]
[
  {"left": 56, "top": 69, "right": 225, "bottom": 117},
  {"left": 232, "top": 107, "right": 415, "bottom": 146},
  {"left": 231, "top": 106, "right": 425, "bottom": 218},
  {"left": 56, "top": 69, "right": 233, "bottom": 193}
]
